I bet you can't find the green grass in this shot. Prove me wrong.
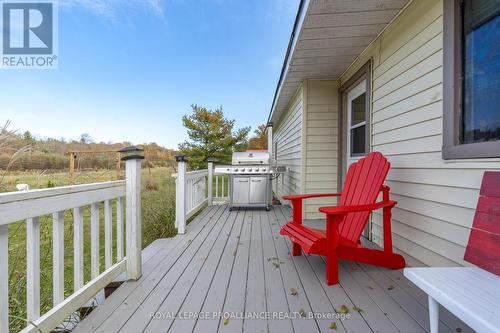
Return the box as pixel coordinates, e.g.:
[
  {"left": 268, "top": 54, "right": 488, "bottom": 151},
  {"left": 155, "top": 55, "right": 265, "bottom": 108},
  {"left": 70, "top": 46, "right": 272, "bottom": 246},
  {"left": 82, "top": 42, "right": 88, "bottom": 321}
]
[{"left": 2, "top": 167, "right": 176, "bottom": 332}]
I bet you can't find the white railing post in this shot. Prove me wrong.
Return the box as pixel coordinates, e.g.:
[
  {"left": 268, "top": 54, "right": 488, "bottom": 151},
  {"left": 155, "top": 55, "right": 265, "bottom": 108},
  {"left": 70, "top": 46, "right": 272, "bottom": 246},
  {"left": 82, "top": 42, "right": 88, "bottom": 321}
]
[
  {"left": 175, "top": 155, "right": 187, "bottom": 234},
  {"left": 0, "top": 225, "right": 8, "bottom": 333},
  {"left": 120, "top": 146, "right": 144, "bottom": 281},
  {"left": 207, "top": 158, "right": 215, "bottom": 206}
]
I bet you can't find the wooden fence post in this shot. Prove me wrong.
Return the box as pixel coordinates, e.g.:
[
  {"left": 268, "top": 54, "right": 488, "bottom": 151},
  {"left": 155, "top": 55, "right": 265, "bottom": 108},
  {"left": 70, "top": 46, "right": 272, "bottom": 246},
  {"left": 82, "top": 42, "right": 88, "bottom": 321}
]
[
  {"left": 120, "top": 146, "right": 144, "bottom": 281},
  {"left": 69, "top": 152, "right": 76, "bottom": 185},
  {"left": 175, "top": 155, "right": 187, "bottom": 234},
  {"left": 116, "top": 152, "right": 122, "bottom": 180},
  {"left": 207, "top": 158, "right": 216, "bottom": 206}
]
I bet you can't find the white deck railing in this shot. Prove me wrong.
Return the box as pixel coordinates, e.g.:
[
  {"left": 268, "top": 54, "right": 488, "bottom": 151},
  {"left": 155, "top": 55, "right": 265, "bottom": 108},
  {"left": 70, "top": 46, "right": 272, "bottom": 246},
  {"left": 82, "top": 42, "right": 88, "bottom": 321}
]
[
  {"left": 173, "top": 155, "right": 208, "bottom": 234},
  {"left": 213, "top": 173, "right": 230, "bottom": 204},
  {"left": 0, "top": 146, "right": 143, "bottom": 333},
  {"left": 173, "top": 156, "right": 231, "bottom": 235}
]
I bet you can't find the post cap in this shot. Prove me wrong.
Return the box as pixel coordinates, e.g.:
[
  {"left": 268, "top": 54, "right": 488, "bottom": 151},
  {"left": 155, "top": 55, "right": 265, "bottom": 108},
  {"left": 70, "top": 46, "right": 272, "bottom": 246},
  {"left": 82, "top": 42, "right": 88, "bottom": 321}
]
[
  {"left": 175, "top": 154, "right": 188, "bottom": 162},
  {"left": 206, "top": 157, "right": 217, "bottom": 163},
  {"left": 119, "top": 146, "right": 145, "bottom": 161}
]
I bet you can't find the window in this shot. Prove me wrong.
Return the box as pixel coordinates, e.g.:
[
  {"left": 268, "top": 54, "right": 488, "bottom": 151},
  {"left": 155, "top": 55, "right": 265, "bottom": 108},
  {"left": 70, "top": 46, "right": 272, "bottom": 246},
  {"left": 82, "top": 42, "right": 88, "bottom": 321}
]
[
  {"left": 443, "top": 0, "right": 500, "bottom": 158},
  {"left": 350, "top": 91, "right": 367, "bottom": 156},
  {"left": 340, "top": 61, "right": 371, "bottom": 175}
]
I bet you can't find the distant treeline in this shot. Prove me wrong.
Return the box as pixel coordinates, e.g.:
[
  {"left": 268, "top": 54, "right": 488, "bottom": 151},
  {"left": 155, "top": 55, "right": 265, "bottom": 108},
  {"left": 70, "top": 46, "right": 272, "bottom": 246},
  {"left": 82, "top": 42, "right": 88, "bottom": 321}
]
[{"left": 0, "top": 131, "right": 177, "bottom": 171}]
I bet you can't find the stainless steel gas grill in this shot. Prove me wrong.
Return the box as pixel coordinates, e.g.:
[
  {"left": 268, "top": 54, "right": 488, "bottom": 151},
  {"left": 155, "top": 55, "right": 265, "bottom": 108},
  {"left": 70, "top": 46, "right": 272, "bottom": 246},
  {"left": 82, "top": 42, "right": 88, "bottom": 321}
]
[{"left": 214, "top": 151, "right": 285, "bottom": 211}]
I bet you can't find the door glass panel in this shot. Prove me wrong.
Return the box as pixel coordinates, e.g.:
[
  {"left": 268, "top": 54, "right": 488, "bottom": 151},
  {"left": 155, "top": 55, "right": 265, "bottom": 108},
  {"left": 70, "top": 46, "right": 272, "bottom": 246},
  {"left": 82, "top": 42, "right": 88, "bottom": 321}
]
[
  {"left": 351, "top": 93, "right": 366, "bottom": 126},
  {"left": 351, "top": 125, "right": 366, "bottom": 156}
]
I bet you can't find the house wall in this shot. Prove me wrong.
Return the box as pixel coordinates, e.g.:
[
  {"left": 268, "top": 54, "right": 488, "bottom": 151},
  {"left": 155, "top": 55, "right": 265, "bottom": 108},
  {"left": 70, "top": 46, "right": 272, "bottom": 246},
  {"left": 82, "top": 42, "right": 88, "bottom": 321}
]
[
  {"left": 273, "top": 85, "right": 303, "bottom": 200},
  {"left": 341, "top": 0, "right": 500, "bottom": 267},
  {"left": 303, "top": 80, "right": 340, "bottom": 219}
]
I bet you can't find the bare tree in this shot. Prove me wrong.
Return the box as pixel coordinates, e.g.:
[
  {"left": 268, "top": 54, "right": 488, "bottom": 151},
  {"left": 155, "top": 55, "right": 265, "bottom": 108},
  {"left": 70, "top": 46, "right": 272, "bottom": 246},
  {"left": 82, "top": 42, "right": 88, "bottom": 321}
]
[{"left": 0, "top": 121, "right": 31, "bottom": 188}]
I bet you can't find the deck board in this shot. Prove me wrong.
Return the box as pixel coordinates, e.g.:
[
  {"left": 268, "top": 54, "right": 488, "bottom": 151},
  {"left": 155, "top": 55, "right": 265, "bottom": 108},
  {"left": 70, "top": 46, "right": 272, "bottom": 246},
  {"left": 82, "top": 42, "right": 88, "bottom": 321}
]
[{"left": 75, "top": 205, "right": 472, "bottom": 333}]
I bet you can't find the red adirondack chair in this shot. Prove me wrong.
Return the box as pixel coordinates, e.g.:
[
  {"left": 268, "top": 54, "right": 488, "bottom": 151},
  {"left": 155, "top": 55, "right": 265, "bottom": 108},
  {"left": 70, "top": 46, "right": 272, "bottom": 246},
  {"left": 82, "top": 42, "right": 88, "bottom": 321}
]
[{"left": 280, "top": 152, "right": 405, "bottom": 285}]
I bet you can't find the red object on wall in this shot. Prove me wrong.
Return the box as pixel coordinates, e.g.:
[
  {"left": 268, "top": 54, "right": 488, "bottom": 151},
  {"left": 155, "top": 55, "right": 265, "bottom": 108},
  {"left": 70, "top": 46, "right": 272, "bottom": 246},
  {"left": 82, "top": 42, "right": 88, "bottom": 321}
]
[
  {"left": 464, "top": 171, "right": 500, "bottom": 276},
  {"left": 280, "top": 152, "right": 406, "bottom": 286}
]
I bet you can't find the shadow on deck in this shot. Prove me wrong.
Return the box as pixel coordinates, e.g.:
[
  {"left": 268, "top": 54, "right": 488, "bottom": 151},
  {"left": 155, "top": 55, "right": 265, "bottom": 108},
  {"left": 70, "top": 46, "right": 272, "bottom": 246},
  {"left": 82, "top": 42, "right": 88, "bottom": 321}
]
[{"left": 74, "top": 205, "right": 472, "bottom": 333}]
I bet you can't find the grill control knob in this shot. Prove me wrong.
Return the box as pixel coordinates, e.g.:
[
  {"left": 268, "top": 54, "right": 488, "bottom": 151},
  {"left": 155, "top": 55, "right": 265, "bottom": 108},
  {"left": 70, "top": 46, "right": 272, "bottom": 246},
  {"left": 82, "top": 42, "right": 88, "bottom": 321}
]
[
  {"left": 262, "top": 168, "right": 266, "bottom": 172},
  {"left": 241, "top": 168, "right": 245, "bottom": 172},
  {"left": 234, "top": 168, "right": 238, "bottom": 172},
  {"left": 248, "top": 168, "right": 252, "bottom": 172},
  {"left": 255, "top": 168, "right": 259, "bottom": 172}
]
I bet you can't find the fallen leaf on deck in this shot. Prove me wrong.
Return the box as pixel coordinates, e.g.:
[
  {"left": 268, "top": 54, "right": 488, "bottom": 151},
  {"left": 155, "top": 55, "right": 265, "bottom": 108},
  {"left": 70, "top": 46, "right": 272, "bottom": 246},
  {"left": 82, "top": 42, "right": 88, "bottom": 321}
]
[
  {"left": 187, "top": 240, "right": 192, "bottom": 244},
  {"left": 223, "top": 318, "right": 230, "bottom": 326},
  {"left": 329, "top": 322, "right": 337, "bottom": 330},
  {"left": 456, "top": 328, "right": 462, "bottom": 332},
  {"left": 338, "top": 305, "right": 349, "bottom": 314},
  {"left": 290, "top": 288, "right": 298, "bottom": 296},
  {"left": 273, "top": 262, "right": 280, "bottom": 268},
  {"left": 298, "top": 309, "right": 306, "bottom": 318},
  {"left": 365, "top": 285, "right": 374, "bottom": 290},
  {"left": 352, "top": 306, "right": 363, "bottom": 312},
  {"left": 387, "top": 285, "right": 395, "bottom": 290}
]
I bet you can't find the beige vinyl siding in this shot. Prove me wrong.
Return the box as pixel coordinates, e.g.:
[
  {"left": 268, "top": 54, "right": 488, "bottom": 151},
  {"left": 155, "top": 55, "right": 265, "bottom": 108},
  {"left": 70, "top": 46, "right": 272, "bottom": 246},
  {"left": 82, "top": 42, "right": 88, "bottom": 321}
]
[
  {"left": 303, "top": 80, "right": 340, "bottom": 219},
  {"left": 341, "top": 0, "right": 500, "bottom": 267},
  {"left": 273, "top": 85, "right": 303, "bottom": 200}
]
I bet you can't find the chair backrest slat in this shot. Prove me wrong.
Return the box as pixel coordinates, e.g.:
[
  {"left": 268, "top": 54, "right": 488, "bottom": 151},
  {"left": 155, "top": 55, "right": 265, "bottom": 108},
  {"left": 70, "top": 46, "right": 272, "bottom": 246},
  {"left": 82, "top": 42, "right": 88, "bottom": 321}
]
[
  {"left": 464, "top": 171, "right": 500, "bottom": 276},
  {"left": 338, "top": 152, "right": 390, "bottom": 243}
]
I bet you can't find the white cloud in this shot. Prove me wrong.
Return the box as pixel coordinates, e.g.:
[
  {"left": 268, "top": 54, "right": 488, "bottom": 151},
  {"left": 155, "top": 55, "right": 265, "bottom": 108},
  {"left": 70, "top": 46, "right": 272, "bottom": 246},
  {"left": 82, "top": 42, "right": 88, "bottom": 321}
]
[{"left": 61, "top": 0, "right": 164, "bottom": 18}]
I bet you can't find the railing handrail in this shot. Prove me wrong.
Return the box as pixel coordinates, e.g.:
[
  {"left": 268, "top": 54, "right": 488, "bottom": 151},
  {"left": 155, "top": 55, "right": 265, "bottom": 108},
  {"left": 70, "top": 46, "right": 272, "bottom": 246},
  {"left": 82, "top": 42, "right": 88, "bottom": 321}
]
[
  {"left": 0, "top": 181, "right": 126, "bottom": 226},
  {"left": 0, "top": 180, "right": 125, "bottom": 204},
  {"left": 186, "top": 170, "right": 208, "bottom": 180},
  {"left": 171, "top": 169, "right": 208, "bottom": 178}
]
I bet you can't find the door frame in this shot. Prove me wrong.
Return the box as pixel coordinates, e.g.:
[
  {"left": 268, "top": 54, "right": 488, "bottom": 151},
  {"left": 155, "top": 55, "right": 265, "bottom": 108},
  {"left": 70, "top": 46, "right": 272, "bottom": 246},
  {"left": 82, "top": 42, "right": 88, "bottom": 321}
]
[{"left": 338, "top": 60, "right": 372, "bottom": 238}]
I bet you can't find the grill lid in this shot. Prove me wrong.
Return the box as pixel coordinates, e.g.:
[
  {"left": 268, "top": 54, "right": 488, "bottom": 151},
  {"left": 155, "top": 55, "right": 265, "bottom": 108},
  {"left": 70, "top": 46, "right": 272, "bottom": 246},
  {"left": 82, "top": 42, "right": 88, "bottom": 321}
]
[{"left": 232, "top": 151, "right": 270, "bottom": 165}]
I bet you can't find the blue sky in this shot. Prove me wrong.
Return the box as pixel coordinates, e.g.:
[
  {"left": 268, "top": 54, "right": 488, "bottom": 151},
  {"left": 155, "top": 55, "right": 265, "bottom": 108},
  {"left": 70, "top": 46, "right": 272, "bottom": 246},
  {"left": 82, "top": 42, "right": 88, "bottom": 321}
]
[{"left": 1, "top": 0, "right": 299, "bottom": 148}]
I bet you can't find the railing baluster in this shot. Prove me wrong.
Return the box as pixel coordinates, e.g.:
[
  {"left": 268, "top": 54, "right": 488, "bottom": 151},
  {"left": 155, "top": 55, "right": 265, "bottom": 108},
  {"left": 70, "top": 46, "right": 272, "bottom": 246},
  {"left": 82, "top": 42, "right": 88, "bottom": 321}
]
[
  {"left": 216, "top": 176, "right": 219, "bottom": 198},
  {"left": 221, "top": 176, "right": 225, "bottom": 198},
  {"left": 104, "top": 200, "right": 113, "bottom": 269},
  {"left": 27, "top": 216, "right": 40, "bottom": 321},
  {"left": 74, "top": 207, "right": 84, "bottom": 290},
  {"left": 0, "top": 225, "right": 8, "bottom": 333},
  {"left": 116, "top": 197, "right": 124, "bottom": 261},
  {"left": 53, "top": 211, "right": 65, "bottom": 305},
  {"left": 90, "top": 203, "right": 100, "bottom": 279},
  {"left": 186, "top": 179, "right": 189, "bottom": 213}
]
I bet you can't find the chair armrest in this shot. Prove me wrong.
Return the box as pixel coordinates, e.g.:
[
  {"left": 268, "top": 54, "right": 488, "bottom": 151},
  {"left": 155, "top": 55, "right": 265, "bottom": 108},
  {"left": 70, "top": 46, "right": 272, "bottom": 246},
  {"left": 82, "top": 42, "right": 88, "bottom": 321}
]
[
  {"left": 282, "top": 193, "right": 342, "bottom": 201},
  {"left": 319, "top": 200, "right": 397, "bottom": 216},
  {"left": 284, "top": 193, "right": 342, "bottom": 225}
]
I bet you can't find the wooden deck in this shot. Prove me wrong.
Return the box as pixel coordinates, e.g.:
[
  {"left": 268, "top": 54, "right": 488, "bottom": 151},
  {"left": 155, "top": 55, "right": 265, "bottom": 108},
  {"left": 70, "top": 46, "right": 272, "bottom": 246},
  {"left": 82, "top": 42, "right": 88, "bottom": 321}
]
[{"left": 74, "top": 205, "right": 472, "bottom": 333}]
